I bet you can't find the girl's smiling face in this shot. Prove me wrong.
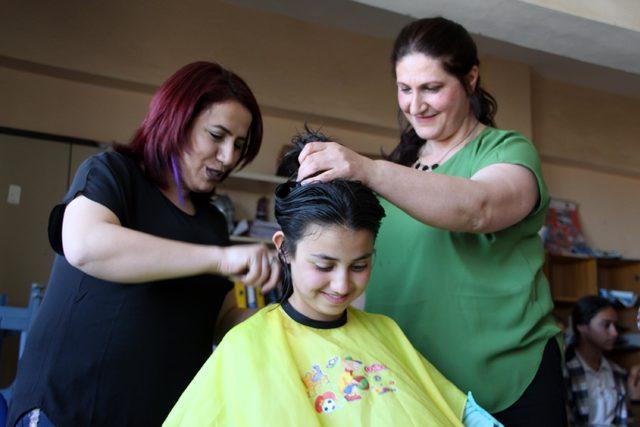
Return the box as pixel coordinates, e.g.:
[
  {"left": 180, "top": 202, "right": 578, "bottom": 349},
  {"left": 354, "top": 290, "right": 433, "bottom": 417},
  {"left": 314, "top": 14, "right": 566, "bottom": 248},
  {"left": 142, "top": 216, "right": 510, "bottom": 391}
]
[{"left": 274, "top": 224, "right": 374, "bottom": 321}]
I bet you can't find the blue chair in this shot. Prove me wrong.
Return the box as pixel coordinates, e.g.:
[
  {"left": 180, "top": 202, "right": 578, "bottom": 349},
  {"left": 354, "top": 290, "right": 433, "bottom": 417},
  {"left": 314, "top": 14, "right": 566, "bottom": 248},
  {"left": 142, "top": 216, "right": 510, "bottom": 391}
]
[
  {"left": 0, "top": 284, "right": 45, "bottom": 408},
  {"left": 0, "top": 292, "right": 6, "bottom": 356},
  {"left": 0, "top": 391, "right": 7, "bottom": 427}
]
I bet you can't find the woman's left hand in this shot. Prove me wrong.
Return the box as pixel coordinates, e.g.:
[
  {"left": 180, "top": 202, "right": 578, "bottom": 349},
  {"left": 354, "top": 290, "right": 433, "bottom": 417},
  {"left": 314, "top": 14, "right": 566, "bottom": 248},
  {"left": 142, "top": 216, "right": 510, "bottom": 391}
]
[{"left": 297, "top": 141, "right": 373, "bottom": 184}]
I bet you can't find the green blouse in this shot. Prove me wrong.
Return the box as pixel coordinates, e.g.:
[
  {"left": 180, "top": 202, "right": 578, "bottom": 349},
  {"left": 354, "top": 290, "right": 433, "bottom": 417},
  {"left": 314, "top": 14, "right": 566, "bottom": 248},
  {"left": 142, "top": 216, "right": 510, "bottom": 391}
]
[{"left": 366, "top": 127, "right": 560, "bottom": 412}]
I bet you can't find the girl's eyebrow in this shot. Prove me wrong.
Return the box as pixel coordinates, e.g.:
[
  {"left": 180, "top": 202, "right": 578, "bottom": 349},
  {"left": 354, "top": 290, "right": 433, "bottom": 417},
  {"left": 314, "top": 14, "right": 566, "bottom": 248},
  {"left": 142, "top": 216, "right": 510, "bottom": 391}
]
[{"left": 310, "top": 253, "right": 373, "bottom": 262}]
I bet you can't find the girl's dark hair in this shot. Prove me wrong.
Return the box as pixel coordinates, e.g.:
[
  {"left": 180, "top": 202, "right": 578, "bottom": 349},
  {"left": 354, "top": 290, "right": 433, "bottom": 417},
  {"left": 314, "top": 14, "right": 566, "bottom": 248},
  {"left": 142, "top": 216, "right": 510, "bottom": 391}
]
[
  {"left": 566, "top": 295, "right": 615, "bottom": 360},
  {"left": 388, "top": 16, "right": 497, "bottom": 166},
  {"left": 274, "top": 125, "right": 386, "bottom": 300}
]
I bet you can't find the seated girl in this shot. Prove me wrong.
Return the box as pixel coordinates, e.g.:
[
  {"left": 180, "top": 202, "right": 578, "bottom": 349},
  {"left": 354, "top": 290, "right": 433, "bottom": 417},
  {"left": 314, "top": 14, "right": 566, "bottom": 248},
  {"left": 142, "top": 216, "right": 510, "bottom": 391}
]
[{"left": 165, "top": 130, "right": 501, "bottom": 426}]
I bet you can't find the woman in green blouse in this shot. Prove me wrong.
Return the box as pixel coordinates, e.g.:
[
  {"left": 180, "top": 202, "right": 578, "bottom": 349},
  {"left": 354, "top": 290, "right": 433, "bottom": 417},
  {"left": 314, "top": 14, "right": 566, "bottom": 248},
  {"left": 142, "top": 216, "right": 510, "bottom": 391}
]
[{"left": 297, "top": 17, "right": 564, "bottom": 426}]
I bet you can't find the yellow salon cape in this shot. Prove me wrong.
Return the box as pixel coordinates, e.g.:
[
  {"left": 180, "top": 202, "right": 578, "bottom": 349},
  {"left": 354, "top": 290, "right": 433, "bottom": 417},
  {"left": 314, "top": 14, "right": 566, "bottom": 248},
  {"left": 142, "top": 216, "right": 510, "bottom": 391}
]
[{"left": 165, "top": 306, "right": 466, "bottom": 426}]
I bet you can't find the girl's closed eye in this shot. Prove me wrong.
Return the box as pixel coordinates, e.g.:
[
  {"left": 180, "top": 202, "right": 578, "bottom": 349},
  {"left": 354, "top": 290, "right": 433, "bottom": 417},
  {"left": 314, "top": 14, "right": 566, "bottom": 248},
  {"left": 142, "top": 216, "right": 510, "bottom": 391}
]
[{"left": 315, "top": 264, "right": 334, "bottom": 272}]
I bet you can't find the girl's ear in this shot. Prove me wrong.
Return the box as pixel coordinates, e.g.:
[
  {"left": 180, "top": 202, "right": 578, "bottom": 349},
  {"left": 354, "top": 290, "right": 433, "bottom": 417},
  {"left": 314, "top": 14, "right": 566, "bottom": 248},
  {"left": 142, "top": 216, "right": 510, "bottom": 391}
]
[
  {"left": 272, "top": 231, "right": 285, "bottom": 250},
  {"left": 272, "top": 231, "right": 289, "bottom": 262}
]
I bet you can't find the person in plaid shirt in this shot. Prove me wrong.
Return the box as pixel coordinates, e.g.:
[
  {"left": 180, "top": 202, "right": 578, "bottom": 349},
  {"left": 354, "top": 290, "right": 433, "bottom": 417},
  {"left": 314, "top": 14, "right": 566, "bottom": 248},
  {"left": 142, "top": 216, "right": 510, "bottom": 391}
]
[{"left": 564, "top": 296, "right": 640, "bottom": 426}]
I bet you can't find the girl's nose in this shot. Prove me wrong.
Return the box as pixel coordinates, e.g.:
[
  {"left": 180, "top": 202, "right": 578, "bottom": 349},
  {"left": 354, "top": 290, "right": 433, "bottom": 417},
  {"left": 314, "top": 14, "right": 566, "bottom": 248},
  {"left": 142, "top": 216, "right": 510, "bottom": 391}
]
[{"left": 329, "top": 270, "right": 350, "bottom": 295}]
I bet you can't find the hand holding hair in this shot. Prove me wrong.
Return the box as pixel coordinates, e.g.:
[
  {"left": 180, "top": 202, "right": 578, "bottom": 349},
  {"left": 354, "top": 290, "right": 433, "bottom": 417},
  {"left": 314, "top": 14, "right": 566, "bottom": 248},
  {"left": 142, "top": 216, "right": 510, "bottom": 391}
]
[
  {"left": 216, "top": 244, "right": 280, "bottom": 293},
  {"left": 297, "top": 141, "right": 373, "bottom": 185}
]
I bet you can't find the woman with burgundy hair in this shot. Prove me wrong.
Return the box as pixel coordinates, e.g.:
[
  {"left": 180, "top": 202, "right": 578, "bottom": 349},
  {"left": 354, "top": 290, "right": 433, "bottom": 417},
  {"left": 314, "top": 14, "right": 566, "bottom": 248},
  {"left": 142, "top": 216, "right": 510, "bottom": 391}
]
[{"left": 8, "top": 62, "right": 278, "bottom": 426}]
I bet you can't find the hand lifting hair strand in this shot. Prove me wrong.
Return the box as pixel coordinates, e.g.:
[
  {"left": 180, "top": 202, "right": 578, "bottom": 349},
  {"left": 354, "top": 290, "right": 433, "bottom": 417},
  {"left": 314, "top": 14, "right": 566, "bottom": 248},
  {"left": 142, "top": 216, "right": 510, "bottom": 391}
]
[{"left": 296, "top": 34, "right": 539, "bottom": 235}]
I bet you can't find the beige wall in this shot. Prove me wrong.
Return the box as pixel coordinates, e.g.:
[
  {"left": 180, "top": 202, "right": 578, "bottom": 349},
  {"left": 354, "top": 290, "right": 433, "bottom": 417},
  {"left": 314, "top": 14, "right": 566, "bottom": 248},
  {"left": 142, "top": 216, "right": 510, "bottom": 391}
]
[
  {"left": 482, "top": 56, "right": 533, "bottom": 139},
  {"left": 0, "top": 0, "right": 397, "bottom": 130},
  {"left": 0, "top": 66, "right": 149, "bottom": 143},
  {"left": 532, "top": 74, "right": 640, "bottom": 175}
]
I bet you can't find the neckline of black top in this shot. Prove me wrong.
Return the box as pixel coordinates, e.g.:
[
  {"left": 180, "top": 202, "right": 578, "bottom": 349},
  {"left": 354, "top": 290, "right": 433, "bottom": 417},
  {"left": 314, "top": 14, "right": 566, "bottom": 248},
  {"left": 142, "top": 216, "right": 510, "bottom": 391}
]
[
  {"left": 126, "top": 152, "right": 206, "bottom": 219},
  {"left": 281, "top": 299, "right": 347, "bottom": 329}
]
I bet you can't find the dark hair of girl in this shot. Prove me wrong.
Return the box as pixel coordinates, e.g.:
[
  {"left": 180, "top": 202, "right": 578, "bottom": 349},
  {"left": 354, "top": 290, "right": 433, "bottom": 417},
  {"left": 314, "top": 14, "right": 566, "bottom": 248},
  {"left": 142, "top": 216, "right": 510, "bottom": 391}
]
[
  {"left": 566, "top": 295, "right": 615, "bottom": 360},
  {"left": 274, "top": 125, "right": 386, "bottom": 300},
  {"left": 387, "top": 16, "right": 498, "bottom": 166}
]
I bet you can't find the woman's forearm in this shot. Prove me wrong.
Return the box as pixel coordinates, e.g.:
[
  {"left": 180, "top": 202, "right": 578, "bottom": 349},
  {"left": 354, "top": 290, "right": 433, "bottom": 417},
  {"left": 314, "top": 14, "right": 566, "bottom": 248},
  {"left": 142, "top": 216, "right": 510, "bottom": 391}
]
[
  {"left": 367, "top": 160, "right": 538, "bottom": 233},
  {"left": 297, "top": 142, "right": 533, "bottom": 233},
  {"left": 65, "top": 220, "right": 224, "bottom": 283},
  {"left": 62, "top": 196, "right": 277, "bottom": 286},
  {"left": 367, "top": 160, "right": 490, "bottom": 232}
]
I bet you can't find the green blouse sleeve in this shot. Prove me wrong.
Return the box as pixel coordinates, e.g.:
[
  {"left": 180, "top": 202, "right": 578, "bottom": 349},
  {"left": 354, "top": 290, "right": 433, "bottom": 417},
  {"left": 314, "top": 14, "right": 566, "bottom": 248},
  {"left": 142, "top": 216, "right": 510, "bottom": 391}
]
[{"left": 473, "top": 130, "right": 549, "bottom": 216}]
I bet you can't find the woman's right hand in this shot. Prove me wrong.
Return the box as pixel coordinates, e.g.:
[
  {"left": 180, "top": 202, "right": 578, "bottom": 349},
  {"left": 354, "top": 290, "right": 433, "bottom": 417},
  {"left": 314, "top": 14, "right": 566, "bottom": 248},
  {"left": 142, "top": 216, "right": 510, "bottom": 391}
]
[
  {"left": 62, "top": 196, "right": 282, "bottom": 287},
  {"left": 297, "top": 141, "right": 373, "bottom": 185},
  {"left": 217, "top": 244, "right": 280, "bottom": 293}
]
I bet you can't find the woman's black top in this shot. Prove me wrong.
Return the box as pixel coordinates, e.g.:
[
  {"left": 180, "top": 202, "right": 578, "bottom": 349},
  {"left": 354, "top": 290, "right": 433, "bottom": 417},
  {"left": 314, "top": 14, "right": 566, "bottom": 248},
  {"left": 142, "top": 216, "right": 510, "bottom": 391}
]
[{"left": 8, "top": 151, "right": 232, "bottom": 426}]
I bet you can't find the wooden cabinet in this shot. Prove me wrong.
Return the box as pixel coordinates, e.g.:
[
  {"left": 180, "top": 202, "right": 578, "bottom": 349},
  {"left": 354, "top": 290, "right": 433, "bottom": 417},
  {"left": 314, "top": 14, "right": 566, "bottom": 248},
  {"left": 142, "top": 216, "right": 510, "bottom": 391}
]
[
  {"left": 545, "top": 254, "right": 598, "bottom": 303},
  {"left": 546, "top": 254, "right": 640, "bottom": 304}
]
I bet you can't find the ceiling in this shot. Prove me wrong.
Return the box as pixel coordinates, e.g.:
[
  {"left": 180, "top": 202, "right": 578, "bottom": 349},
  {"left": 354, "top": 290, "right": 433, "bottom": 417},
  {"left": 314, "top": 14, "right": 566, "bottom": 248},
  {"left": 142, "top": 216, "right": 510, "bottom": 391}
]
[{"left": 225, "top": 0, "right": 640, "bottom": 98}]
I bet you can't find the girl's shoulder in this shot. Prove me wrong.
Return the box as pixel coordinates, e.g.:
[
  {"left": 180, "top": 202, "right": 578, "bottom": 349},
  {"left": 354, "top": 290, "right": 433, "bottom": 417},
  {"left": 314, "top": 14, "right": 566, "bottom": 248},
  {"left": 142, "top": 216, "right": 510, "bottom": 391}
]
[
  {"left": 218, "top": 305, "right": 282, "bottom": 346},
  {"left": 347, "top": 307, "right": 406, "bottom": 335}
]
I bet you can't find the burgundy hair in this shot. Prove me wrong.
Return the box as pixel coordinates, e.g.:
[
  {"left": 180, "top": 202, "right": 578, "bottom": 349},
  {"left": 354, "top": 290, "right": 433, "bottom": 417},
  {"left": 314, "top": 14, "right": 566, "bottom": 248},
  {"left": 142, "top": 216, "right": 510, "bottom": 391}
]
[{"left": 117, "top": 61, "right": 263, "bottom": 188}]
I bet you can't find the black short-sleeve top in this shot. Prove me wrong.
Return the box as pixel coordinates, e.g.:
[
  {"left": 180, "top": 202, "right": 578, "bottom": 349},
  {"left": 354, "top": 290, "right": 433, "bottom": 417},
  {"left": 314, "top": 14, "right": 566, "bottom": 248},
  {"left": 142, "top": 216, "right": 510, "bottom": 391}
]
[{"left": 9, "top": 151, "right": 233, "bottom": 426}]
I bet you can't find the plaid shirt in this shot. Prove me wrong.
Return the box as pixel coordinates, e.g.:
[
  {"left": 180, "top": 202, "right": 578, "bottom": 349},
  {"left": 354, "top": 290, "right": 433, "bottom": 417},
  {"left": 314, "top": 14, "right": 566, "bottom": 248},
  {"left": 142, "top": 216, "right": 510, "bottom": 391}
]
[{"left": 564, "top": 354, "right": 628, "bottom": 426}]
